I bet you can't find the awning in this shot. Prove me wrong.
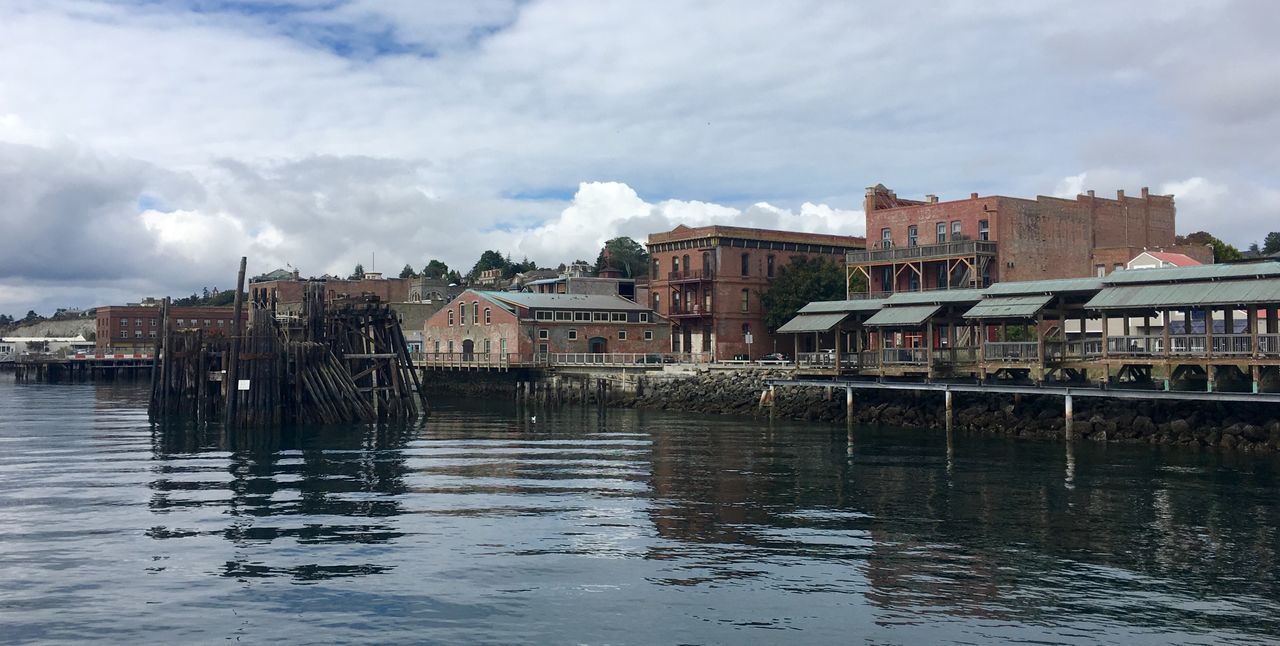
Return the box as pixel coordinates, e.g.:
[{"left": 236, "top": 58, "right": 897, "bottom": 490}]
[
  {"left": 864, "top": 304, "right": 942, "bottom": 327},
  {"left": 1085, "top": 278, "right": 1280, "bottom": 310},
  {"left": 776, "top": 312, "right": 850, "bottom": 334},
  {"left": 962, "top": 294, "right": 1053, "bottom": 320}
]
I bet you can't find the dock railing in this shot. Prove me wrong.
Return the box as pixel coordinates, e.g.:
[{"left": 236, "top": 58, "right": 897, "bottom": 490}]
[
  {"left": 984, "top": 342, "right": 1038, "bottom": 361},
  {"left": 882, "top": 347, "right": 928, "bottom": 365}
]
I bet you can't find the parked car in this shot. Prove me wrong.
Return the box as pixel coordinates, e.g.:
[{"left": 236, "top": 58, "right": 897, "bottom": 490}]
[
  {"left": 634, "top": 353, "right": 675, "bottom": 364},
  {"left": 761, "top": 352, "right": 789, "bottom": 361}
]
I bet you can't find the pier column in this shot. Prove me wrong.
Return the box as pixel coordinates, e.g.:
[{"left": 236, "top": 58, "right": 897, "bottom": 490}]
[
  {"left": 1064, "top": 392, "right": 1073, "bottom": 440},
  {"left": 944, "top": 389, "right": 953, "bottom": 431},
  {"left": 845, "top": 386, "right": 854, "bottom": 422},
  {"left": 768, "top": 385, "right": 777, "bottom": 419}
]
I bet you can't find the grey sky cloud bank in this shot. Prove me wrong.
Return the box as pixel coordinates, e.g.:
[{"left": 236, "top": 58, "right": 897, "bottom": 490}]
[{"left": 0, "top": 0, "right": 1277, "bottom": 315}]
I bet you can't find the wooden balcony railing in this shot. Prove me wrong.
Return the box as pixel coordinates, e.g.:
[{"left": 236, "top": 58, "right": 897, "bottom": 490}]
[{"left": 847, "top": 240, "right": 997, "bottom": 265}]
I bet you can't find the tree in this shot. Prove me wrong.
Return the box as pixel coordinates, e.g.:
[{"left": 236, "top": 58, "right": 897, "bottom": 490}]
[
  {"left": 468, "top": 250, "right": 509, "bottom": 280},
  {"left": 349, "top": 263, "right": 366, "bottom": 280},
  {"left": 1178, "top": 231, "right": 1242, "bottom": 263},
  {"left": 1264, "top": 231, "right": 1280, "bottom": 255},
  {"left": 421, "top": 259, "right": 450, "bottom": 279},
  {"left": 399, "top": 263, "right": 416, "bottom": 279},
  {"left": 1248, "top": 242, "right": 1262, "bottom": 256},
  {"left": 23, "top": 310, "right": 41, "bottom": 323},
  {"left": 759, "top": 256, "right": 848, "bottom": 332},
  {"left": 594, "top": 236, "right": 649, "bottom": 277}
]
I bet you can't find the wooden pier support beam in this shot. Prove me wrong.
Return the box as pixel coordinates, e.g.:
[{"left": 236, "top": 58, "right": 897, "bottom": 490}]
[
  {"left": 1064, "top": 392, "right": 1074, "bottom": 440},
  {"left": 224, "top": 256, "right": 247, "bottom": 427}
]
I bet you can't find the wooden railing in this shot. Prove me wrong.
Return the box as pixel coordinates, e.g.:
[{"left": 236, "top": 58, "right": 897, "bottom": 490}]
[
  {"left": 984, "top": 342, "right": 1039, "bottom": 361},
  {"left": 847, "top": 240, "right": 997, "bottom": 265},
  {"left": 666, "top": 269, "right": 714, "bottom": 282},
  {"left": 882, "top": 348, "right": 929, "bottom": 365}
]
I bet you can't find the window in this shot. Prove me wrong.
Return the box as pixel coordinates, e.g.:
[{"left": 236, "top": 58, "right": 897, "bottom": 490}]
[
  {"left": 592, "top": 312, "right": 608, "bottom": 321},
  {"left": 978, "top": 219, "right": 989, "bottom": 241},
  {"left": 1095, "top": 264, "right": 1106, "bottom": 277},
  {"left": 472, "top": 302, "right": 479, "bottom": 324},
  {"left": 483, "top": 339, "right": 491, "bottom": 353},
  {"left": 538, "top": 329, "right": 549, "bottom": 340},
  {"left": 152, "top": 319, "right": 158, "bottom": 327},
  {"left": 936, "top": 222, "right": 946, "bottom": 243},
  {"left": 907, "top": 225, "right": 918, "bottom": 247},
  {"left": 535, "top": 342, "right": 547, "bottom": 354},
  {"left": 653, "top": 294, "right": 661, "bottom": 310},
  {"left": 149, "top": 331, "right": 156, "bottom": 338},
  {"left": 204, "top": 319, "right": 211, "bottom": 326},
  {"left": 555, "top": 311, "right": 572, "bottom": 321},
  {"left": 740, "top": 288, "right": 749, "bottom": 312},
  {"left": 122, "top": 318, "right": 129, "bottom": 325},
  {"left": 574, "top": 311, "right": 590, "bottom": 321},
  {"left": 881, "top": 228, "right": 892, "bottom": 248},
  {"left": 484, "top": 308, "right": 491, "bottom": 324},
  {"left": 1113, "top": 263, "right": 1123, "bottom": 272},
  {"left": 448, "top": 340, "right": 454, "bottom": 353},
  {"left": 672, "top": 256, "right": 679, "bottom": 273},
  {"left": 682, "top": 254, "right": 690, "bottom": 276},
  {"left": 500, "top": 338, "right": 507, "bottom": 354},
  {"left": 448, "top": 310, "right": 454, "bottom": 325},
  {"left": 740, "top": 253, "right": 750, "bottom": 276},
  {"left": 434, "top": 341, "right": 440, "bottom": 352},
  {"left": 136, "top": 319, "right": 143, "bottom": 327},
  {"left": 535, "top": 311, "right": 553, "bottom": 321},
  {"left": 951, "top": 220, "right": 961, "bottom": 239},
  {"left": 610, "top": 312, "right": 627, "bottom": 322},
  {"left": 568, "top": 329, "right": 578, "bottom": 340},
  {"left": 652, "top": 259, "right": 659, "bottom": 276},
  {"left": 617, "top": 330, "right": 627, "bottom": 341},
  {"left": 459, "top": 304, "right": 466, "bottom": 325},
  {"left": 644, "top": 330, "right": 654, "bottom": 341},
  {"left": 135, "top": 330, "right": 142, "bottom": 338},
  {"left": 639, "top": 313, "right": 649, "bottom": 323},
  {"left": 217, "top": 320, "right": 224, "bottom": 327},
  {"left": 766, "top": 255, "right": 775, "bottom": 278},
  {"left": 881, "top": 267, "right": 893, "bottom": 293}
]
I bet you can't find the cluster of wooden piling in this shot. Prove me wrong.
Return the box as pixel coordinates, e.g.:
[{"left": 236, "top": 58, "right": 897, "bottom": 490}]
[{"left": 149, "top": 257, "right": 426, "bottom": 427}]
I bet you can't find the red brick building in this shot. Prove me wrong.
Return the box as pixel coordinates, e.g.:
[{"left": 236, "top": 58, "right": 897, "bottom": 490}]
[
  {"left": 423, "top": 290, "right": 671, "bottom": 358},
  {"left": 95, "top": 305, "right": 245, "bottom": 351},
  {"left": 850, "top": 184, "right": 1212, "bottom": 295},
  {"left": 249, "top": 274, "right": 412, "bottom": 315},
  {"left": 646, "top": 225, "right": 866, "bottom": 360}
]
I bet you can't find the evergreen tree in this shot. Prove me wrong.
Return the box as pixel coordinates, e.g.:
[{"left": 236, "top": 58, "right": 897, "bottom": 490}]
[
  {"left": 1264, "top": 231, "right": 1280, "bottom": 255},
  {"left": 759, "top": 257, "right": 852, "bottom": 332},
  {"left": 421, "top": 259, "right": 450, "bottom": 278},
  {"left": 594, "top": 236, "right": 649, "bottom": 277},
  {"left": 399, "top": 263, "right": 416, "bottom": 279},
  {"left": 350, "top": 263, "right": 366, "bottom": 279}
]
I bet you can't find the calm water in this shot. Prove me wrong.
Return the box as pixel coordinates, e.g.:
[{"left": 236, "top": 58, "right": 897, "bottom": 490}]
[{"left": 2, "top": 375, "right": 1279, "bottom": 644}]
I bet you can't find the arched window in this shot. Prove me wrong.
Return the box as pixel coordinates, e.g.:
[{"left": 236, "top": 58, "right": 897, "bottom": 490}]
[
  {"left": 447, "top": 310, "right": 454, "bottom": 326},
  {"left": 458, "top": 304, "right": 466, "bottom": 325},
  {"left": 472, "top": 301, "right": 479, "bottom": 324},
  {"left": 484, "top": 308, "right": 491, "bottom": 324}
]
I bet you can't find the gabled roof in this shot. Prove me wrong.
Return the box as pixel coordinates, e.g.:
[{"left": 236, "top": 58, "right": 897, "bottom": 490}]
[
  {"left": 1085, "top": 278, "right": 1280, "bottom": 310},
  {"left": 962, "top": 295, "right": 1053, "bottom": 320},
  {"left": 1104, "top": 261, "right": 1280, "bottom": 285},
  {"left": 776, "top": 312, "right": 850, "bottom": 334},
  {"left": 864, "top": 305, "right": 942, "bottom": 327},
  {"left": 797, "top": 298, "right": 888, "bottom": 314},
  {"left": 483, "top": 292, "right": 651, "bottom": 311},
  {"left": 1143, "top": 251, "right": 1201, "bottom": 267},
  {"left": 884, "top": 288, "right": 985, "bottom": 306}
]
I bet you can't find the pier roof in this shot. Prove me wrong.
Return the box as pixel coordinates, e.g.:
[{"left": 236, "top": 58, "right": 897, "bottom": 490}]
[
  {"left": 883, "top": 288, "right": 985, "bottom": 306},
  {"left": 983, "top": 277, "right": 1103, "bottom": 296},
  {"left": 1086, "top": 277, "right": 1280, "bottom": 310},
  {"left": 776, "top": 312, "right": 850, "bottom": 333},
  {"left": 797, "top": 299, "right": 888, "bottom": 314},
  {"left": 864, "top": 304, "right": 941, "bottom": 327},
  {"left": 1103, "top": 261, "right": 1280, "bottom": 285},
  {"left": 962, "top": 295, "right": 1053, "bottom": 320}
]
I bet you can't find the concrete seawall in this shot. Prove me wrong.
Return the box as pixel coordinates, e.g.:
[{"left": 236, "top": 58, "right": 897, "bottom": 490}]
[{"left": 423, "top": 369, "right": 1280, "bottom": 452}]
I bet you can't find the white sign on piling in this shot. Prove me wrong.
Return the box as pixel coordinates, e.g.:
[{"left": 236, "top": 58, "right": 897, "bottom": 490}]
[{"left": 238, "top": 380, "right": 251, "bottom": 391}]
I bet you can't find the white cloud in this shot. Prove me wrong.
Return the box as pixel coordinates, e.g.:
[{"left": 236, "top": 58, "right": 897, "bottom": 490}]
[{"left": 1, "top": 0, "right": 1279, "bottom": 315}]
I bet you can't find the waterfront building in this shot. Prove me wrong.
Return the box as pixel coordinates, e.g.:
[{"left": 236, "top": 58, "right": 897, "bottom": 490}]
[
  {"left": 849, "top": 184, "right": 1212, "bottom": 295},
  {"left": 646, "top": 225, "right": 866, "bottom": 360},
  {"left": 422, "top": 290, "right": 670, "bottom": 359},
  {"left": 95, "top": 305, "right": 244, "bottom": 352},
  {"left": 249, "top": 271, "right": 413, "bottom": 315}
]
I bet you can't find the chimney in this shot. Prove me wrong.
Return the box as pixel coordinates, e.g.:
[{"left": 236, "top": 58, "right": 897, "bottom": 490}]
[
  {"left": 925, "top": 194, "right": 938, "bottom": 204},
  {"left": 970, "top": 192, "right": 978, "bottom": 200},
  {"left": 1141, "top": 186, "right": 1149, "bottom": 198},
  {"left": 1117, "top": 189, "right": 1125, "bottom": 200},
  {"left": 1087, "top": 190, "right": 1094, "bottom": 198}
]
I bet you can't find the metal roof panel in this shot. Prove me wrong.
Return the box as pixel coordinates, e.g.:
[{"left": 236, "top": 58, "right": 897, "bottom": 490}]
[
  {"left": 1085, "top": 278, "right": 1280, "bottom": 309},
  {"left": 962, "top": 295, "right": 1053, "bottom": 319},
  {"left": 884, "top": 289, "right": 985, "bottom": 306},
  {"left": 983, "top": 277, "right": 1104, "bottom": 295},
  {"left": 864, "top": 304, "right": 942, "bottom": 327},
  {"left": 798, "top": 298, "right": 887, "bottom": 314},
  {"left": 1103, "top": 261, "right": 1280, "bottom": 285},
  {"left": 776, "top": 312, "right": 850, "bottom": 333}
]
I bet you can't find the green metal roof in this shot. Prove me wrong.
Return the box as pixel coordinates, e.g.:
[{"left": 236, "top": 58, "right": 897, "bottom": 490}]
[
  {"left": 883, "top": 288, "right": 985, "bottom": 306},
  {"left": 776, "top": 312, "right": 850, "bottom": 334},
  {"left": 983, "top": 277, "right": 1103, "bottom": 296},
  {"left": 962, "top": 294, "right": 1053, "bottom": 320},
  {"left": 798, "top": 298, "right": 887, "bottom": 314},
  {"left": 1103, "top": 261, "right": 1280, "bottom": 285},
  {"left": 864, "top": 304, "right": 942, "bottom": 327},
  {"left": 1085, "top": 278, "right": 1280, "bottom": 310},
  {"left": 485, "top": 292, "right": 651, "bottom": 311}
]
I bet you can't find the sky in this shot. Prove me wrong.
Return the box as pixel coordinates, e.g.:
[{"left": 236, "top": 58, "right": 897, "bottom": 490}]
[{"left": 1, "top": 0, "right": 1278, "bottom": 316}]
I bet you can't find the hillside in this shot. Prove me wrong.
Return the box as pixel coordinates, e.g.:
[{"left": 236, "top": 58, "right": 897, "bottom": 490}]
[{"left": 2, "top": 318, "right": 96, "bottom": 339}]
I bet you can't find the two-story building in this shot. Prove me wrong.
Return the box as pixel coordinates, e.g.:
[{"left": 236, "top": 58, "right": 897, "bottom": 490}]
[
  {"left": 95, "top": 305, "right": 245, "bottom": 351},
  {"left": 848, "top": 184, "right": 1213, "bottom": 296},
  {"left": 423, "top": 290, "right": 671, "bottom": 359},
  {"left": 646, "top": 225, "right": 866, "bottom": 359}
]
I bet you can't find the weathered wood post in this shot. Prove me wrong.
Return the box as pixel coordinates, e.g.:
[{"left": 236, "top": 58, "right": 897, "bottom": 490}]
[
  {"left": 845, "top": 386, "right": 854, "bottom": 423},
  {"left": 944, "top": 388, "right": 953, "bottom": 431},
  {"left": 224, "top": 257, "right": 247, "bottom": 427},
  {"left": 1064, "top": 390, "right": 1074, "bottom": 440}
]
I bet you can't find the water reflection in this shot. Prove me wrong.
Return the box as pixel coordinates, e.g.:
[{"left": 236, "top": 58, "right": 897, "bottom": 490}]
[{"left": 149, "top": 422, "right": 413, "bottom": 581}]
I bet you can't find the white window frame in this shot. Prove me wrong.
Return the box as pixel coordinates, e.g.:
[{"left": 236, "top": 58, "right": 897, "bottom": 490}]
[
  {"left": 610, "top": 312, "right": 627, "bottom": 322},
  {"left": 644, "top": 330, "right": 653, "bottom": 341},
  {"left": 535, "top": 311, "right": 553, "bottom": 321},
  {"left": 568, "top": 329, "right": 578, "bottom": 340},
  {"left": 538, "top": 329, "right": 549, "bottom": 340},
  {"left": 617, "top": 330, "right": 627, "bottom": 341}
]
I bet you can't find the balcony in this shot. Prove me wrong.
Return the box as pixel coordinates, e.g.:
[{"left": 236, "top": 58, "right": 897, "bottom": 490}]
[
  {"left": 666, "top": 269, "right": 715, "bottom": 283},
  {"left": 846, "top": 240, "right": 997, "bottom": 265},
  {"left": 669, "top": 304, "right": 711, "bottom": 319}
]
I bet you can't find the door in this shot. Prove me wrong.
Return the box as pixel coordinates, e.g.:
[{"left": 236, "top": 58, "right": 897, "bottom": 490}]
[
  {"left": 462, "top": 339, "right": 474, "bottom": 360},
  {"left": 588, "top": 337, "right": 607, "bottom": 354}
]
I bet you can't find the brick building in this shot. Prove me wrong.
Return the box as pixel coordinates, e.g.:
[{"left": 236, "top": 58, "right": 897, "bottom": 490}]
[
  {"left": 95, "top": 305, "right": 245, "bottom": 351},
  {"left": 849, "top": 184, "right": 1212, "bottom": 295},
  {"left": 249, "top": 274, "right": 413, "bottom": 315},
  {"left": 646, "top": 225, "right": 866, "bottom": 360},
  {"left": 423, "top": 290, "right": 671, "bottom": 358}
]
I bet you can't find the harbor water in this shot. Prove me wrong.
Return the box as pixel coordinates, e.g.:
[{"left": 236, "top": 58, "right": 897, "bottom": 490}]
[{"left": 1, "top": 373, "right": 1278, "bottom": 644}]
